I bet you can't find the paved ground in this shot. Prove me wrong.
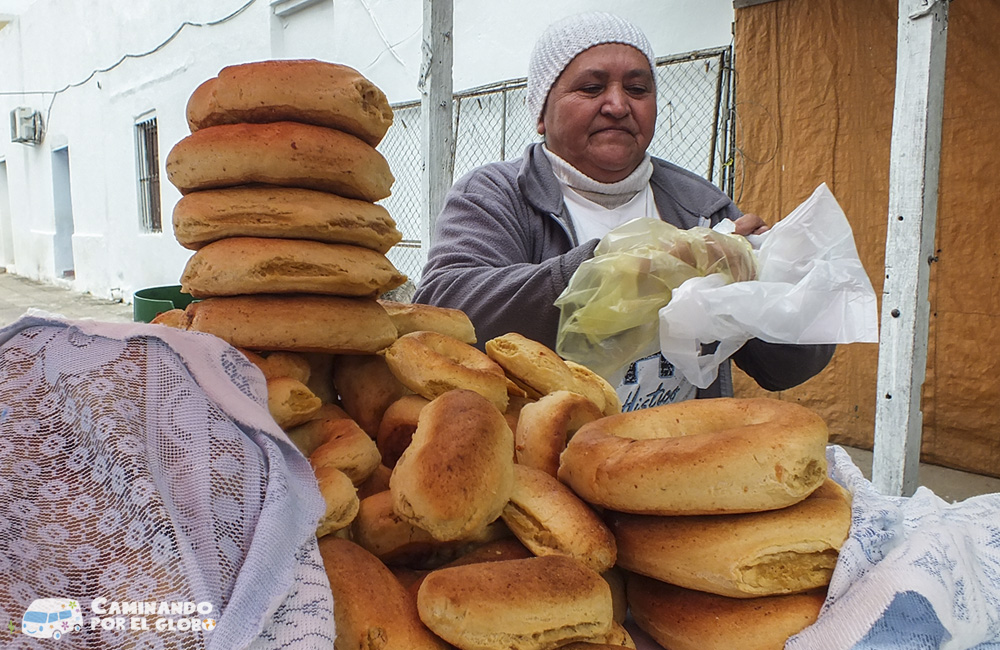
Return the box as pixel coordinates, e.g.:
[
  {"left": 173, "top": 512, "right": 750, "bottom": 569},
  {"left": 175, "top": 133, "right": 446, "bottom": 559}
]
[
  {"left": 0, "top": 270, "right": 134, "bottom": 327},
  {"left": 0, "top": 269, "right": 997, "bottom": 501}
]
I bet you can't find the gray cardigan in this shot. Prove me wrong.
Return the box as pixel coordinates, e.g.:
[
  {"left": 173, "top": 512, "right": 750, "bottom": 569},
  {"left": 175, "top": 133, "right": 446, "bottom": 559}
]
[{"left": 413, "top": 143, "right": 834, "bottom": 397}]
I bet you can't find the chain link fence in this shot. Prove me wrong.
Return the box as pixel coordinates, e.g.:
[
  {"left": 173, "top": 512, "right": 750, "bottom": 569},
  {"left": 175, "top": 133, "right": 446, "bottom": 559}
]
[{"left": 377, "top": 46, "right": 734, "bottom": 287}]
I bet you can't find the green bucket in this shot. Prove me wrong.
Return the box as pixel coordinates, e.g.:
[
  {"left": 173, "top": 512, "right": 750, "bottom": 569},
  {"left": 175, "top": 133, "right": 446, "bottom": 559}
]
[{"left": 133, "top": 285, "right": 198, "bottom": 323}]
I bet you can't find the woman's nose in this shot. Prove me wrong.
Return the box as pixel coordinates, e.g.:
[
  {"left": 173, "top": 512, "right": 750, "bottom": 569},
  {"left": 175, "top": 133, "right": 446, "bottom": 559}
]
[{"left": 601, "top": 86, "right": 631, "bottom": 118}]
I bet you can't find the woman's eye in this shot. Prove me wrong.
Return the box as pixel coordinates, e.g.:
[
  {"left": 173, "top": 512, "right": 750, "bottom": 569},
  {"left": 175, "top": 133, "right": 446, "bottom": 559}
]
[
  {"left": 627, "top": 85, "right": 651, "bottom": 96},
  {"left": 578, "top": 85, "right": 604, "bottom": 95}
]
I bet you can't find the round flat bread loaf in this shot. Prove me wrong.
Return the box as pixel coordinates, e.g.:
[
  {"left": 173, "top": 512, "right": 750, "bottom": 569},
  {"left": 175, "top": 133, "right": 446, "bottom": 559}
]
[
  {"left": 179, "top": 237, "right": 406, "bottom": 299},
  {"left": 608, "top": 479, "right": 852, "bottom": 598},
  {"left": 165, "top": 121, "right": 394, "bottom": 202},
  {"left": 172, "top": 186, "right": 402, "bottom": 252},
  {"left": 558, "top": 397, "right": 829, "bottom": 515},
  {"left": 628, "top": 574, "right": 826, "bottom": 650},
  {"left": 187, "top": 59, "right": 393, "bottom": 146},
  {"left": 184, "top": 294, "right": 398, "bottom": 354}
]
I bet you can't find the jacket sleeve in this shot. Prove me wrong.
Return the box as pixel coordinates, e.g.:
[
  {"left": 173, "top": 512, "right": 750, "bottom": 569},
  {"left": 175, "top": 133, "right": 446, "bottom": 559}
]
[
  {"left": 412, "top": 167, "right": 596, "bottom": 350},
  {"left": 731, "top": 340, "right": 836, "bottom": 392}
]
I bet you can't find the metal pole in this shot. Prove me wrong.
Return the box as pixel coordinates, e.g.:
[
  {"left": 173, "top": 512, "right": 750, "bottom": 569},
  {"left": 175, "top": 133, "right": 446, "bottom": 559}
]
[
  {"left": 419, "top": 0, "right": 454, "bottom": 253},
  {"left": 873, "top": 0, "right": 949, "bottom": 496}
]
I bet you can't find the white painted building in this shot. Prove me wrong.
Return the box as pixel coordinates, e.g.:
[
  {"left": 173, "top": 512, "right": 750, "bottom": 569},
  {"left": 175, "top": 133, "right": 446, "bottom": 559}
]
[{"left": 0, "top": 0, "right": 734, "bottom": 304}]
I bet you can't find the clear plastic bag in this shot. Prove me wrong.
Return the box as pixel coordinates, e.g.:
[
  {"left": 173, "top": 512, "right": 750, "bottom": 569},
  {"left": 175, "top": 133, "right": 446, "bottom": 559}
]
[
  {"left": 555, "top": 183, "right": 878, "bottom": 388},
  {"left": 659, "top": 183, "right": 878, "bottom": 388},
  {"left": 554, "top": 217, "right": 757, "bottom": 380}
]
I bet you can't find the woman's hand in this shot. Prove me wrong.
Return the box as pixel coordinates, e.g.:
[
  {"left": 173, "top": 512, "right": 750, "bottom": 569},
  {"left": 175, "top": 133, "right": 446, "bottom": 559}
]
[{"left": 733, "top": 213, "right": 769, "bottom": 236}]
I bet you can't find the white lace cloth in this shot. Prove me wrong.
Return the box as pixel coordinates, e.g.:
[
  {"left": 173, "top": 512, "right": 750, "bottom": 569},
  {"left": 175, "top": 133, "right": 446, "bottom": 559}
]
[
  {"left": 786, "top": 446, "right": 1000, "bottom": 650},
  {"left": 0, "top": 311, "right": 333, "bottom": 649}
]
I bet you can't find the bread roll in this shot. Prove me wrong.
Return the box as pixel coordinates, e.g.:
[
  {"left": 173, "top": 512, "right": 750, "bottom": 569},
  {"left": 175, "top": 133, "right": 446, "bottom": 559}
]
[
  {"left": 187, "top": 59, "right": 393, "bottom": 146},
  {"left": 384, "top": 331, "right": 509, "bottom": 412},
  {"left": 608, "top": 479, "right": 852, "bottom": 598},
  {"left": 317, "top": 537, "right": 451, "bottom": 650},
  {"left": 184, "top": 294, "right": 398, "bottom": 354},
  {"left": 309, "top": 418, "right": 382, "bottom": 486},
  {"left": 514, "top": 390, "right": 603, "bottom": 477},
  {"left": 390, "top": 389, "right": 514, "bottom": 542},
  {"left": 416, "top": 555, "right": 614, "bottom": 650},
  {"left": 286, "top": 404, "right": 350, "bottom": 457},
  {"left": 333, "top": 353, "right": 408, "bottom": 438},
  {"left": 353, "top": 490, "right": 511, "bottom": 569},
  {"left": 378, "top": 299, "right": 477, "bottom": 344},
  {"left": 266, "top": 376, "right": 322, "bottom": 429},
  {"left": 501, "top": 464, "right": 617, "bottom": 574},
  {"left": 376, "top": 394, "right": 430, "bottom": 468},
  {"left": 180, "top": 237, "right": 406, "bottom": 299},
  {"left": 485, "top": 332, "right": 579, "bottom": 399},
  {"left": 165, "top": 121, "right": 394, "bottom": 202},
  {"left": 564, "top": 360, "right": 622, "bottom": 416},
  {"left": 314, "top": 465, "right": 360, "bottom": 537},
  {"left": 627, "top": 573, "right": 826, "bottom": 650},
  {"left": 172, "top": 186, "right": 402, "bottom": 252}
]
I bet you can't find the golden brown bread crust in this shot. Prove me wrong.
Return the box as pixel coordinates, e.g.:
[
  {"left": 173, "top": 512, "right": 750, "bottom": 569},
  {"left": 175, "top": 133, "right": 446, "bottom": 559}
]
[
  {"left": 266, "top": 376, "right": 322, "bottom": 429},
  {"left": 627, "top": 574, "right": 826, "bottom": 650},
  {"left": 186, "top": 59, "right": 394, "bottom": 146},
  {"left": 376, "top": 394, "right": 430, "bottom": 468},
  {"left": 165, "top": 121, "right": 394, "bottom": 202},
  {"left": 309, "top": 418, "right": 383, "bottom": 486},
  {"left": 383, "top": 331, "right": 509, "bottom": 412},
  {"left": 184, "top": 294, "right": 398, "bottom": 354},
  {"left": 390, "top": 389, "right": 514, "bottom": 542},
  {"left": 378, "top": 299, "right": 477, "bottom": 344},
  {"left": 514, "top": 390, "right": 603, "bottom": 477},
  {"left": 558, "top": 397, "right": 829, "bottom": 515},
  {"left": 563, "top": 360, "right": 622, "bottom": 416},
  {"left": 317, "top": 537, "right": 451, "bottom": 650},
  {"left": 608, "top": 479, "right": 852, "bottom": 598},
  {"left": 501, "top": 464, "right": 617, "bottom": 574},
  {"left": 179, "top": 237, "right": 406, "bottom": 299},
  {"left": 353, "top": 490, "right": 511, "bottom": 569},
  {"left": 286, "top": 404, "right": 351, "bottom": 457},
  {"left": 333, "top": 353, "right": 408, "bottom": 438},
  {"left": 416, "top": 555, "right": 615, "bottom": 650},
  {"left": 172, "top": 186, "right": 402, "bottom": 252},
  {"left": 314, "top": 465, "right": 360, "bottom": 537},
  {"left": 244, "top": 350, "right": 312, "bottom": 384},
  {"left": 485, "top": 332, "right": 580, "bottom": 399}
]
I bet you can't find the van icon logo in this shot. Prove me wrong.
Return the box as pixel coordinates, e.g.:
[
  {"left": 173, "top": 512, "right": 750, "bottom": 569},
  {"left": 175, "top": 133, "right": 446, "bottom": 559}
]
[{"left": 21, "top": 598, "right": 83, "bottom": 640}]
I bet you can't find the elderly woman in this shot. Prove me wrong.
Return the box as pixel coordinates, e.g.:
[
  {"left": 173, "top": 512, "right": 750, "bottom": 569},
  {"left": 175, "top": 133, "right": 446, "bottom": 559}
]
[{"left": 413, "top": 12, "right": 833, "bottom": 409}]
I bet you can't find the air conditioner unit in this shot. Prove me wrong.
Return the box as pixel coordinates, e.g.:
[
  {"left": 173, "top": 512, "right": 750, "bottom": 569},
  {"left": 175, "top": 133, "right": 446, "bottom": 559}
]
[{"left": 10, "top": 106, "right": 43, "bottom": 145}]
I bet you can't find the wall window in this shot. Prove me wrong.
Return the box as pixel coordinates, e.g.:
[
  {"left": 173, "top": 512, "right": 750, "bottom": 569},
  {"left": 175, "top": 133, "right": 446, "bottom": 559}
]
[{"left": 134, "top": 114, "right": 161, "bottom": 233}]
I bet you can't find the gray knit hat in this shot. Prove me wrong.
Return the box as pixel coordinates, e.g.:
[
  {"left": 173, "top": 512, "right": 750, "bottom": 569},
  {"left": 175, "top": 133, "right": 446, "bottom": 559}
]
[{"left": 527, "top": 12, "right": 656, "bottom": 125}]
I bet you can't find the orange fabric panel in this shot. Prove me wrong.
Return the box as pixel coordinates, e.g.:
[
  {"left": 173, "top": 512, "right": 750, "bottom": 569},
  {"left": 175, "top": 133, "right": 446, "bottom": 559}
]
[{"left": 732, "top": 0, "right": 1000, "bottom": 477}]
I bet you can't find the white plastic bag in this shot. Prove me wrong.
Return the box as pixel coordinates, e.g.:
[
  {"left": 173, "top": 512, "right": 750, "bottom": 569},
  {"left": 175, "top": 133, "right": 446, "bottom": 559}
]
[{"left": 659, "top": 183, "right": 878, "bottom": 388}]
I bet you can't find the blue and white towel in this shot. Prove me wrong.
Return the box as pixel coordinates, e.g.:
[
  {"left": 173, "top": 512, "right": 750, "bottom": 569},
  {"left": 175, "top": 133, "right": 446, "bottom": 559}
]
[{"left": 787, "top": 446, "right": 1000, "bottom": 650}]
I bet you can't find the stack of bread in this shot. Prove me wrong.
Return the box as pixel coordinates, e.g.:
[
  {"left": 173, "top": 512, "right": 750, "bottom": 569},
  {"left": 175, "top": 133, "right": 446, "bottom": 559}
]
[
  {"left": 154, "top": 60, "right": 851, "bottom": 650},
  {"left": 557, "top": 398, "right": 852, "bottom": 650},
  {"left": 162, "top": 58, "right": 406, "bottom": 358}
]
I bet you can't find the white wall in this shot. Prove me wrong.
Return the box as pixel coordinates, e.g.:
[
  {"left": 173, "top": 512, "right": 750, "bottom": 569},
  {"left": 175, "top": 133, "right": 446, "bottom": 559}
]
[{"left": 0, "top": 0, "right": 734, "bottom": 303}]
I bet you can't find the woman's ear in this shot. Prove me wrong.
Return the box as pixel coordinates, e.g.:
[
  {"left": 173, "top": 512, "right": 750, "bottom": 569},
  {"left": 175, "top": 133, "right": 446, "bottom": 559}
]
[{"left": 536, "top": 117, "right": 546, "bottom": 136}]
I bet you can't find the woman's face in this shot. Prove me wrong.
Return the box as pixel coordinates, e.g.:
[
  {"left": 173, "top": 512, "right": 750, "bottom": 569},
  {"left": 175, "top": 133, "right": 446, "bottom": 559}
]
[{"left": 538, "top": 43, "right": 656, "bottom": 183}]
